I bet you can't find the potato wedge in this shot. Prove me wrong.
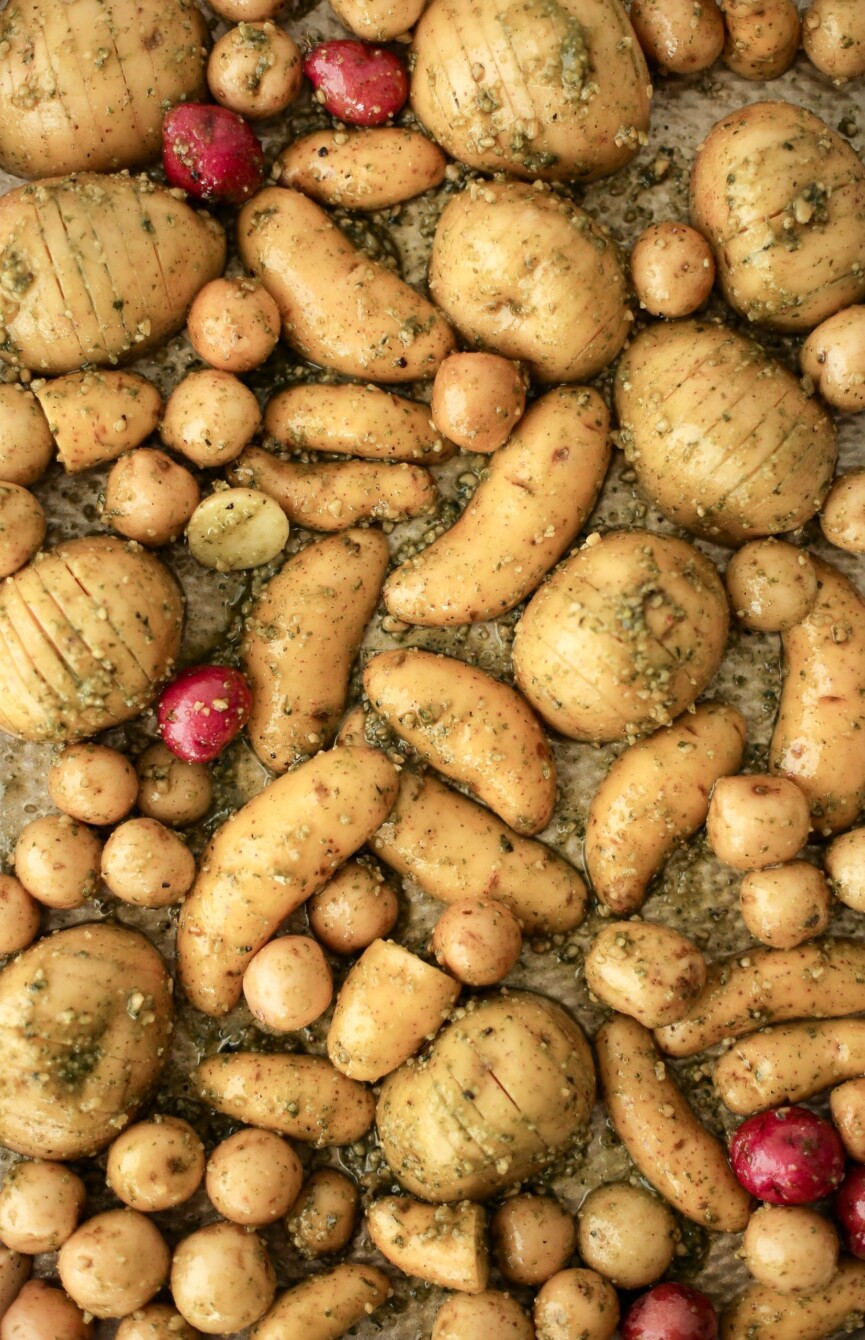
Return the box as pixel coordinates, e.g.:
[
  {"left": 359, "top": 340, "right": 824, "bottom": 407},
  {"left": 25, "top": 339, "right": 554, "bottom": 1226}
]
[
  {"left": 714, "top": 1018, "right": 865, "bottom": 1114},
  {"left": 251, "top": 1264, "right": 390, "bottom": 1340},
  {"left": 721, "top": 1258, "right": 865, "bottom": 1340},
  {"left": 383, "top": 387, "right": 610, "bottom": 626},
  {"left": 35, "top": 371, "right": 162, "bottom": 474},
  {"left": 177, "top": 747, "right": 398, "bottom": 1015},
  {"left": 264, "top": 383, "right": 452, "bottom": 463},
  {"left": 366, "top": 1197, "right": 488, "bottom": 1292},
  {"left": 242, "top": 530, "right": 389, "bottom": 770},
  {"left": 276, "top": 128, "right": 447, "bottom": 210},
  {"left": 237, "top": 187, "right": 454, "bottom": 383}
]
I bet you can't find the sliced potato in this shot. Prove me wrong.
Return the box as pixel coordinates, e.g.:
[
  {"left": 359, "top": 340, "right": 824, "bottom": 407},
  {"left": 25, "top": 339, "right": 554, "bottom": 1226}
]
[
  {"left": 366, "top": 1197, "right": 488, "bottom": 1292},
  {"left": 35, "top": 371, "right": 162, "bottom": 474}
]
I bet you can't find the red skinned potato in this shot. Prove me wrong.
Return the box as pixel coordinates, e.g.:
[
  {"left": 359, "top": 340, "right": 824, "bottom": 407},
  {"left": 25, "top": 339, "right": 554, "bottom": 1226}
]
[
  {"left": 158, "top": 665, "right": 252, "bottom": 764},
  {"left": 163, "top": 104, "right": 266, "bottom": 205},
  {"left": 621, "top": 1283, "right": 717, "bottom": 1340},
  {"left": 729, "top": 1107, "right": 845, "bottom": 1205},
  {"left": 304, "top": 41, "right": 408, "bottom": 125},
  {"left": 836, "top": 1165, "right": 865, "bottom": 1258}
]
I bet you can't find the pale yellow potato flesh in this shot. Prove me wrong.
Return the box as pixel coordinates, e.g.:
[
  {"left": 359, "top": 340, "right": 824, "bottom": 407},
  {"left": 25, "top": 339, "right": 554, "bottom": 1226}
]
[
  {"left": 35, "top": 371, "right": 162, "bottom": 474},
  {"left": 251, "top": 1264, "right": 390, "bottom": 1340},
  {"left": 366, "top": 1197, "right": 488, "bottom": 1293},
  {"left": 713, "top": 1017, "right": 865, "bottom": 1114}
]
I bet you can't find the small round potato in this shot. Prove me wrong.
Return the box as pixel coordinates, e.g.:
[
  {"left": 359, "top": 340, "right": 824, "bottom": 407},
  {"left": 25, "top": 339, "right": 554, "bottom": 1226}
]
[
  {"left": 206, "top": 1128, "right": 303, "bottom": 1225},
  {"left": 47, "top": 744, "right": 138, "bottom": 826},
  {"left": 725, "top": 540, "right": 818, "bottom": 632},
  {"left": 533, "top": 1268, "right": 619, "bottom": 1340},
  {"left": 432, "top": 1291, "right": 534, "bottom": 1340},
  {"left": 1, "top": 1280, "right": 91, "bottom": 1340},
  {"left": 431, "top": 898, "right": 522, "bottom": 986},
  {"left": 0, "top": 1246, "right": 30, "bottom": 1322},
  {"left": 707, "top": 774, "right": 811, "bottom": 870},
  {"left": 801, "top": 307, "right": 865, "bottom": 412},
  {"left": 826, "top": 827, "right": 865, "bottom": 911},
  {"left": 187, "top": 278, "right": 280, "bottom": 374},
  {"left": 630, "top": 222, "right": 715, "bottom": 318},
  {"left": 243, "top": 935, "right": 333, "bottom": 1032},
  {"left": 186, "top": 488, "right": 289, "bottom": 571},
  {"left": 106, "top": 1117, "right": 205, "bottom": 1212},
  {"left": 115, "top": 1303, "right": 202, "bottom": 1340},
  {"left": 0, "top": 876, "right": 40, "bottom": 956},
  {"left": 431, "top": 354, "right": 526, "bottom": 454},
  {"left": 208, "top": 22, "right": 303, "bottom": 119},
  {"left": 630, "top": 0, "right": 724, "bottom": 72},
  {"left": 135, "top": 743, "right": 213, "bottom": 828},
  {"left": 101, "top": 818, "right": 196, "bottom": 908},
  {"left": 723, "top": 0, "right": 801, "bottom": 79},
  {"left": 820, "top": 471, "right": 865, "bottom": 554},
  {"left": 307, "top": 860, "right": 398, "bottom": 955},
  {"left": 58, "top": 1209, "right": 170, "bottom": 1319},
  {"left": 208, "top": 0, "right": 284, "bottom": 18},
  {"left": 576, "top": 1183, "right": 677, "bottom": 1289},
  {"left": 170, "top": 1222, "right": 276, "bottom": 1335},
  {"left": 830, "top": 1077, "right": 865, "bottom": 1160},
  {"left": 803, "top": 0, "right": 865, "bottom": 80},
  {"left": 0, "top": 486, "right": 45, "bottom": 578},
  {"left": 0, "top": 1160, "right": 85, "bottom": 1254},
  {"left": 740, "top": 861, "right": 833, "bottom": 950},
  {"left": 161, "top": 370, "right": 261, "bottom": 469},
  {"left": 287, "top": 1169, "right": 359, "bottom": 1257},
  {"left": 743, "top": 1204, "right": 839, "bottom": 1294},
  {"left": 104, "top": 450, "right": 201, "bottom": 547},
  {"left": 0, "top": 387, "right": 54, "bottom": 486},
  {"left": 584, "top": 921, "right": 707, "bottom": 1029},
  {"left": 491, "top": 1194, "right": 577, "bottom": 1287},
  {"left": 13, "top": 815, "right": 101, "bottom": 909}
]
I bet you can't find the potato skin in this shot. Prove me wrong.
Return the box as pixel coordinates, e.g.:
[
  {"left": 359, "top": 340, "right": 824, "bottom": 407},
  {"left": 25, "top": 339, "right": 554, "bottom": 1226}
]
[
  {"left": 630, "top": 0, "right": 724, "bottom": 72},
  {"left": 367, "top": 1197, "right": 488, "bottom": 1292},
  {"left": 411, "top": 0, "right": 651, "bottom": 182},
  {"left": 364, "top": 649, "right": 556, "bottom": 835},
  {"left": 803, "top": 0, "right": 865, "bottom": 80},
  {"left": 721, "top": 1257, "right": 865, "bottom": 1340},
  {"left": 276, "top": 128, "right": 447, "bottom": 210},
  {"left": 251, "top": 1264, "right": 390, "bottom": 1340},
  {"left": 714, "top": 1018, "right": 865, "bottom": 1113},
  {"left": 0, "top": 923, "right": 172, "bottom": 1160},
  {"left": 177, "top": 746, "right": 398, "bottom": 1015},
  {"left": 430, "top": 183, "right": 629, "bottom": 383},
  {"left": 691, "top": 101, "right": 865, "bottom": 331},
  {"left": 0, "top": 174, "right": 225, "bottom": 375},
  {"left": 263, "top": 383, "right": 453, "bottom": 463},
  {"left": 585, "top": 921, "right": 707, "bottom": 1029},
  {"left": 242, "top": 530, "right": 389, "bottom": 771},
  {"left": 237, "top": 187, "right": 453, "bottom": 383},
  {"left": 35, "top": 371, "right": 162, "bottom": 474},
  {"left": 615, "top": 321, "right": 837, "bottom": 545}
]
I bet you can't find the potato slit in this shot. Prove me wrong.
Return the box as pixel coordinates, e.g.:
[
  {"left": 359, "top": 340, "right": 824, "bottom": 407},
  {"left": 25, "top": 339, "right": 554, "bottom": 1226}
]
[
  {"left": 44, "top": 0, "right": 110, "bottom": 166},
  {"left": 22, "top": 566, "right": 121, "bottom": 691},
  {"left": 0, "top": 608, "right": 64, "bottom": 721},
  {"left": 87, "top": 183, "right": 158, "bottom": 327},
  {"left": 0, "top": 614, "right": 57, "bottom": 731},
  {"left": 0, "top": 581, "right": 82, "bottom": 702},
  {"left": 90, "top": 0, "right": 150, "bottom": 149},
  {"left": 0, "top": 9, "right": 53, "bottom": 172},
  {"left": 673, "top": 381, "right": 795, "bottom": 503},
  {"left": 131, "top": 181, "right": 174, "bottom": 311},
  {"left": 71, "top": 190, "right": 139, "bottom": 350},
  {"left": 18, "top": 8, "right": 74, "bottom": 173},
  {"left": 60, "top": 559, "right": 154, "bottom": 686},
  {"left": 51, "top": 560, "right": 152, "bottom": 698},
  {"left": 26, "top": 198, "right": 89, "bottom": 368},
  {"left": 48, "top": 190, "right": 133, "bottom": 359},
  {"left": 31, "top": 195, "right": 97, "bottom": 367}
]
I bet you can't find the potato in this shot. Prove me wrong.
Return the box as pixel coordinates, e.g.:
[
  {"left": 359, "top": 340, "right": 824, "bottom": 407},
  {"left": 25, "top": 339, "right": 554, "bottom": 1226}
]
[
  {"left": 740, "top": 862, "right": 832, "bottom": 950},
  {"left": 714, "top": 1017, "right": 865, "bottom": 1113},
  {"left": 431, "top": 353, "right": 526, "bottom": 454},
  {"left": 577, "top": 1183, "right": 677, "bottom": 1289},
  {"left": 432, "top": 898, "right": 522, "bottom": 986},
  {"left": 307, "top": 859, "right": 399, "bottom": 955},
  {"left": 171, "top": 1223, "right": 275, "bottom": 1335},
  {"left": 513, "top": 531, "right": 728, "bottom": 743},
  {"left": 250, "top": 1264, "right": 390, "bottom": 1340},
  {"left": 820, "top": 471, "right": 865, "bottom": 553},
  {"left": 826, "top": 827, "right": 865, "bottom": 911},
  {"left": 367, "top": 1197, "right": 488, "bottom": 1292},
  {"left": 187, "top": 278, "right": 280, "bottom": 373},
  {"left": 0, "top": 387, "right": 53, "bottom": 486},
  {"left": 0, "top": 173, "right": 225, "bottom": 376},
  {"left": 725, "top": 541, "right": 818, "bottom": 633},
  {"left": 101, "top": 818, "right": 195, "bottom": 908},
  {"left": 586, "top": 702, "right": 746, "bottom": 913},
  {"left": 372, "top": 769, "right": 587, "bottom": 933},
  {"left": 178, "top": 746, "right": 397, "bottom": 1015},
  {"left": 0, "top": 1250, "right": 29, "bottom": 1321},
  {"left": 364, "top": 649, "right": 555, "bottom": 834},
  {"left": 376, "top": 991, "right": 595, "bottom": 1202},
  {"left": 585, "top": 921, "right": 707, "bottom": 1029},
  {"left": 491, "top": 1194, "right": 576, "bottom": 1286},
  {"left": 743, "top": 1205, "right": 839, "bottom": 1296},
  {"left": 229, "top": 449, "right": 437, "bottom": 531},
  {"left": 721, "top": 1257, "right": 865, "bottom": 1340},
  {"left": 14, "top": 815, "right": 101, "bottom": 910},
  {"left": 161, "top": 369, "right": 261, "bottom": 469},
  {"left": 596, "top": 1015, "right": 751, "bottom": 1230},
  {"left": 136, "top": 744, "right": 213, "bottom": 828},
  {"left": 830, "top": 1077, "right": 865, "bottom": 1159},
  {"left": 433, "top": 1292, "right": 533, "bottom": 1340},
  {"left": 243, "top": 935, "right": 333, "bottom": 1031},
  {"left": 1, "top": 1280, "right": 90, "bottom": 1340},
  {"left": 195, "top": 1052, "right": 375, "bottom": 1146},
  {"left": 630, "top": 0, "right": 724, "bottom": 72},
  {"left": 533, "top": 1269, "right": 619, "bottom": 1340},
  {"left": 208, "top": 22, "right": 302, "bottom": 119},
  {"left": 803, "top": 0, "right": 865, "bottom": 79},
  {"left": 264, "top": 383, "right": 452, "bottom": 463},
  {"left": 691, "top": 102, "right": 865, "bottom": 331},
  {"left": 287, "top": 1170, "right": 358, "bottom": 1257},
  {"left": 0, "top": 879, "right": 39, "bottom": 958},
  {"left": 327, "top": 939, "right": 459, "bottom": 1081},
  {"left": 615, "top": 321, "right": 837, "bottom": 544},
  {"left": 58, "top": 1209, "right": 169, "bottom": 1318},
  {"left": 630, "top": 221, "right": 715, "bottom": 317},
  {"left": 34, "top": 371, "right": 161, "bottom": 474},
  {"left": 722, "top": 0, "right": 801, "bottom": 79},
  {"left": 383, "top": 388, "right": 610, "bottom": 626},
  {"left": 0, "top": 1160, "right": 85, "bottom": 1253},
  {"left": 205, "top": 1128, "right": 302, "bottom": 1225},
  {"left": 0, "top": 923, "right": 172, "bottom": 1160},
  {"left": 801, "top": 307, "right": 865, "bottom": 412},
  {"left": 238, "top": 187, "right": 454, "bottom": 382},
  {"left": 429, "top": 183, "right": 629, "bottom": 383},
  {"left": 116, "top": 1304, "right": 202, "bottom": 1340},
  {"left": 707, "top": 774, "right": 811, "bottom": 870},
  {"left": 769, "top": 556, "right": 865, "bottom": 834},
  {"left": 411, "top": 0, "right": 650, "bottom": 182},
  {"left": 328, "top": 0, "right": 424, "bottom": 39},
  {"left": 48, "top": 745, "right": 137, "bottom": 826},
  {"left": 0, "top": 487, "right": 44, "bottom": 580},
  {"left": 276, "top": 128, "right": 446, "bottom": 210},
  {"left": 0, "top": 0, "right": 208, "bottom": 178},
  {"left": 104, "top": 449, "right": 201, "bottom": 547},
  {"left": 106, "top": 1117, "right": 205, "bottom": 1212}
]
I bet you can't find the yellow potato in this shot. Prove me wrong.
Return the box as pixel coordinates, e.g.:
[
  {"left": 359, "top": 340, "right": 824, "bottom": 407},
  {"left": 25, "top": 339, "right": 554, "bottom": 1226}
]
[
  {"left": 287, "top": 1169, "right": 358, "bottom": 1257},
  {"left": 0, "top": 1159, "right": 85, "bottom": 1253},
  {"left": 801, "top": 306, "right": 865, "bottom": 412},
  {"left": 820, "top": 471, "right": 865, "bottom": 553},
  {"left": 585, "top": 921, "right": 707, "bottom": 1029},
  {"left": 830, "top": 1077, "right": 865, "bottom": 1159},
  {"left": 208, "top": 22, "right": 302, "bottom": 120},
  {"left": 58, "top": 1209, "right": 169, "bottom": 1319},
  {"left": 714, "top": 1017, "right": 865, "bottom": 1113},
  {"left": 742, "top": 1206, "right": 839, "bottom": 1296},
  {"left": 433, "top": 1292, "right": 534, "bottom": 1340},
  {"left": 307, "top": 859, "right": 399, "bottom": 955},
  {"left": 533, "top": 1269, "right": 620, "bottom": 1340},
  {"left": 107, "top": 1117, "right": 205, "bottom": 1212},
  {"left": 707, "top": 775, "right": 812, "bottom": 871},
  {"left": 187, "top": 277, "right": 280, "bottom": 374},
  {"left": 725, "top": 540, "right": 818, "bottom": 632},
  {"left": 276, "top": 128, "right": 447, "bottom": 210},
  {"left": 0, "top": 486, "right": 45, "bottom": 579},
  {"left": 48, "top": 744, "right": 137, "bottom": 826},
  {"left": 116, "top": 1304, "right": 202, "bottom": 1340},
  {"left": 577, "top": 1183, "right": 678, "bottom": 1289},
  {"left": 721, "top": 1257, "right": 865, "bottom": 1340},
  {"left": 34, "top": 371, "right": 162, "bottom": 474},
  {"left": 630, "top": 221, "right": 716, "bottom": 317},
  {"left": 1, "top": 1279, "right": 90, "bottom": 1340},
  {"left": 251, "top": 1264, "right": 390, "bottom": 1340},
  {"left": 237, "top": 186, "right": 454, "bottom": 383},
  {"left": 431, "top": 353, "right": 526, "bottom": 454},
  {"left": 803, "top": 0, "right": 865, "bottom": 79},
  {"left": 263, "top": 382, "right": 453, "bottom": 463},
  {"left": 739, "top": 862, "right": 832, "bottom": 950},
  {"left": 491, "top": 1195, "right": 576, "bottom": 1287},
  {"left": 722, "top": 0, "right": 801, "bottom": 79},
  {"left": 366, "top": 1197, "right": 488, "bottom": 1292},
  {"left": 186, "top": 489, "right": 289, "bottom": 572},
  {"left": 170, "top": 1223, "right": 274, "bottom": 1335},
  {"left": 432, "top": 898, "right": 522, "bottom": 987},
  {"left": 177, "top": 746, "right": 397, "bottom": 1015},
  {"left": 383, "top": 387, "right": 610, "bottom": 626},
  {"left": 104, "top": 449, "right": 201, "bottom": 548},
  {"left": 630, "top": 0, "right": 724, "bottom": 72},
  {"left": 0, "top": 386, "right": 54, "bottom": 485}
]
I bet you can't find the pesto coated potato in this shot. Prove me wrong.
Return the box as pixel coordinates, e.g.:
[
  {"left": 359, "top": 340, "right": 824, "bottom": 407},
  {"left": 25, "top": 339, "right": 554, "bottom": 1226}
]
[{"left": 276, "top": 128, "right": 447, "bottom": 211}]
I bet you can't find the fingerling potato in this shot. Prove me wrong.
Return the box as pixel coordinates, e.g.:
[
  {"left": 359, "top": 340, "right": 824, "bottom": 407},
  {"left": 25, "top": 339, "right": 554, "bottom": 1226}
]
[
  {"left": 251, "top": 1264, "right": 390, "bottom": 1340},
  {"left": 264, "top": 383, "right": 452, "bottom": 463},
  {"left": 276, "top": 128, "right": 447, "bottom": 210},
  {"left": 721, "top": 1257, "right": 865, "bottom": 1340},
  {"left": 585, "top": 921, "right": 707, "bottom": 1029},
  {"left": 714, "top": 1018, "right": 865, "bottom": 1113}
]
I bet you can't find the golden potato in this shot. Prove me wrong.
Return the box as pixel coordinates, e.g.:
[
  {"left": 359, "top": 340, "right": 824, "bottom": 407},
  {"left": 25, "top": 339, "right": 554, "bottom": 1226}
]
[
  {"left": 743, "top": 1206, "right": 839, "bottom": 1295},
  {"left": 0, "top": 486, "right": 43, "bottom": 579},
  {"left": 276, "top": 128, "right": 447, "bottom": 211},
  {"left": 431, "top": 353, "right": 526, "bottom": 453},
  {"left": 186, "top": 488, "right": 289, "bottom": 571},
  {"left": 585, "top": 921, "right": 707, "bottom": 1029},
  {"left": 307, "top": 860, "right": 399, "bottom": 955},
  {"left": 48, "top": 745, "right": 137, "bottom": 827},
  {"left": 725, "top": 541, "right": 818, "bottom": 632},
  {"left": 14, "top": 815, "right": 101, "bottom": 910},
  {"left": 577, "top": 1183, "right": 677, "bottom": 1289},
  {"left": 630, "top": 221, "right": 715, "bottom": 317},
  {"left": 58, "top": 1209, "right": 169, "bottom": 1319},
  {"left": 739, "top": 862, "right": 832, "bottom": 950},
  {"left": 263, "top": 383, "right": 452, "bottom": 463},
  {"left": 170, "top": 1223, "right": 275, "bottom": 1335},
  {"left": 251, "top": 1265, "right": 389, "bottom": 1340},
  {"left": 34, "top": 370, "right": 162, "bottom": 474},
  {"left": 433, "top": 1291, "right": 533, "bottom": 1340},
  {"left": 0, "top": 1160, "right": 85, "bottom": 1254},
  {"left": 206, "top": 1128, "right": 303, "bottom": 1225},
  {"left": 804, "top": 0, "right": 865, "bottom": 79},
  {"left": 328, "top": 0, "right": 423, "bottom": 38},
  {"left": 801, "top": 306, "right": 865, "bottom": 412},
  {"left": 821, "top": 471, "right": 865, "bottom": 553},
  {"left": 707, "top": 774, "right": 811, "bottom": 870},
  {"left": 723, "top": 0, "right": 801, "bottom": 80},
  {"left": 0, "top": 1250, "right": 30, "bottom": 1325},
  {"left": 432, "top": 898, "right": 522, "bottom": 986},
  {"left": 367, "top": 1196, "right": 488, "bottom": 1293},
  {"left": 630, "top": 0, "right": 724, "bottom": 71},
  {"left": 287, "top": 1170, "right": 358, "bottom": 1257},
  {"left": 187, "top": 278, "right": 280, "bottom": 373},
  {"left": 208, "top": 22, "right": 303, "bottom": 118},
  {"left": 826, "top": 827, "right": 865, "bottom": 911},
  {"left": 0, "top": 387, "right": 53, "bottom": 486},
  {"left": 830, "top": 1077, "right": 865, "bottom": 1159},
  {"left": 115, "top": 1304, "right": 202, "bottom": 1340},
  {"left": 0, "top": 877, "right": 39, "bottom": 958},
  {"left": 533, "top": 1269, "right": 619, "bottom": 1340},
  {"left": 104, "top": 450, "right": 201, "bottom": 547},
  {"left": 1, "top": 1280, "right": 90, "bottom": 1340},
  {"left": 162, "top": 370, "right": 261, "bottom": 470},
  {"left": 491, "top": 1194, "right": 576, "bottom": 1286},
  {"left": 106, "top": 1117, "right": 205, "bottom": 1211},
  {"left": 101, "top": 818, "right": 195, "bottom": 908},
  {"left": 243, "top": 936, "right": 333, "bottom": 1032},
  {"left": 135, "top": 744, "right": 213, "bottom": 828}
]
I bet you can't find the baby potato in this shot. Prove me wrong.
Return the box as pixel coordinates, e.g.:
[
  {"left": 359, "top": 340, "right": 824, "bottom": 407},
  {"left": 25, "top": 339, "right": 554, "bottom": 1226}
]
[
  {"left": 820, "top": 471, "right": 865, "bottom": 553},
  {"left": 242, "top": 936, "right": 333, "bottom": 1032},
  {"left": 743, "top": 1205, "right": 839, "bottom": 1295},
  {"left": 104, "top": 449, "right": 201, "bottom": 547},
  {"left": 740, "top": 861, "right": 832, "bottom": 950},
  {"left": 115, "top": 1304, "right": 202, "bottom": 1340},
  {"left": 713, "top": 1017, "right": 865, "bottom": 1113},
  {"left": 264, "top": 383, "right": 451, "bottom": 464},
  {"left": 433, "top": 1292, "right": 534, "bottom": 1340},
  {"left": 630, "top": 0, "right": 724, "bottom": 71},
  {"left": 206, "top": 1128, "right": 303, "bottom": 1225},
  {"left": 1, "top": 1281, "right": 90, "bottom": 1340},
  {"left": 14, "top": 815, "right": 100, "bottom": 909},
  {"left": 251, "top": 1264, "right": 390, "bottom": 1340},
  {"left": 0, "top": 877, "right": 39, "bottom": 957},
  {"left": 171, "top": 1223, "right": 275, "bottom": 1335},
  {"left": 101, "top": 817, "right": 195, "bottom": 908},
  {"left": 431, "top": 898, "right": 522, "bottom": 986},
  {"left": 276, "top": 128, "right": 447, "bottom": 211},
  {"left": 830, "top": 1077, "right": 865, "bottom": 1159},
  {"left": 577, "top": 1183, "right": 677, "bottom": 1289},
  {"left": 723, "top": 0, "right": 801, "bottom": 79},
  {"left": 0, "top": 1248, "right": 29, "bottom": 1322},
  {"left": 431, "top": 353, "right": 526, "bottom": 454},
  {"left": 367, "top": 1196, "right": 488, "bottom": 1293},
  {"left": 187, "top": 278, "right": 280, "bottom": 374},
  {"left": 58, "top": 1209, "right": 169, "bottom": 1319},
  {"left": 106, "top": 1117, "right": 205, "bottom": 1212},
  {"left": 136, "top": 743, "right": 213, "bottom": 827},
  {"left": 0, "top": 1160, "right": 85, "bottom": 1254},
  {"left": 0, "top": 487, "right": 44, "bottom": 578},
  {"left": 307, "top": 860, "right": 399, "bottom": 955},
  {"left": 585, "top": 921, "right": 707, "bottom": 1029},
  {"left": 47, "top": 744, "right": 137, "bottom": 826},
  {"left": 287, "top": 1169, "right": 358, "bottom": 1257},
  {"left": 725, "top": 541, "right": 818, "bottom": 632},
  {"left": 209, "top": 0, "right": 285, "bottom": 17},
  {"left": 707, "top": 774, "right": 811, "bottom": 870},
  {"left": 35, "top": 371, "right": 162, "bottom": 475},
  {"left": 533, "top": 1268, "right": 619, "bottom": 1340},
  {"left": 630, "top": 221, "right": 715, "bottom": 318},
  {"left": 801, "top": 306, "right": 865, "bottom": 412},
  {"left": 491, "top": 1194, "right": 576, "bottom": 1287},
  {"left": 826, "top": 827, "right": 865, "bottom": 911},
  {"left": 186, "top": 488, "right": 290, "bottom": 571},
  {"left": 161, "top": 370, "right": 261, "bottom": 469},
  {"left": 208, "top": 22, "right": 303, "bottom": 119},
  {"left": 803, "top": 0, "right": 865, "bottom": 78},
  {"left": 0, "top": 387, "right": 54, "bottom": 486}
]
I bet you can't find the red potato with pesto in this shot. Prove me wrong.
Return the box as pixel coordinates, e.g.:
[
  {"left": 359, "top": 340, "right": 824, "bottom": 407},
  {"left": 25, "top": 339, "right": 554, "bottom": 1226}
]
[
  {"left": 836, "top": 1165, "right": 865, "bottom": 1257},
  {"left": 162, "top": 104, "right": 266, "bottom": 205},
  {"left": 304, "top": 41, "right": 408, "bottom": 124},
  {"left": 729, "top": 1107, "right": 845, "bottom": 1205},
  {"left": 158, "top": 666, "right": 252, "bottom": 764}
]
